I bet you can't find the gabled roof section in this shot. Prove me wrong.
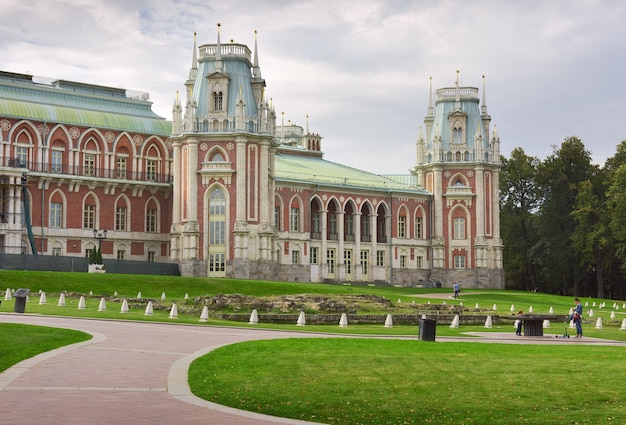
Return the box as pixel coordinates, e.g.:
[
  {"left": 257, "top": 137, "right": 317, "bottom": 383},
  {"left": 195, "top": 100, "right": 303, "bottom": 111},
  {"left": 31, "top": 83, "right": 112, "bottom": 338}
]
[
  {"left": 275, "top": 153, "right": 428, "bottom": 194},
  {"left": 0, "top": 71, "right": 171, "bottom": 135}
]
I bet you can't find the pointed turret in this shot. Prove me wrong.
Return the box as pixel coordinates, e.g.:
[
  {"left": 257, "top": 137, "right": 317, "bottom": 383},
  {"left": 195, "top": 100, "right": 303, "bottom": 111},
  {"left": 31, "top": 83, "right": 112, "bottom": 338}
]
[
  {"left": 253, "top": 30, "right": 262, "bottom": 79},
  {"left": 188, "top": 32, "right": 198, "bottom": 81},
  {"left": 250, "top": 30, "right": 266, "bottom": 106},
  {"left": 215, "top": 23, "right": 222, "bottom": 72},
  {"left": 454, "top": 70, "right": 461, "bottom": 111},
  {"left": 481, "top": 75, "right": 488, "bottom": 115}
]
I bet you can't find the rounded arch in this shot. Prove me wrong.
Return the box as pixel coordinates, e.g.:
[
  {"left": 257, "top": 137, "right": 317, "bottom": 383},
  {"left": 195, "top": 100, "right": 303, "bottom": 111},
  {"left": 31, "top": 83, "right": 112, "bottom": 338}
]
[
  {"left": 141, "top": 136, "right": 167, "bottom": 159},
  {"left": 9, "top": 120, "right": 39, "bottom": 144}
]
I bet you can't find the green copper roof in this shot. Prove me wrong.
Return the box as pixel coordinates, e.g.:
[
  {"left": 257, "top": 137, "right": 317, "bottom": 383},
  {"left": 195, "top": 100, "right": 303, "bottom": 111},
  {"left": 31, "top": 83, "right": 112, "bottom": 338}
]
[
  {"left": 275, "top": 153, "right": 427, "bottom": 194},
  {"left": 0, "top": 72, "right": 171, "bottom": 135}
]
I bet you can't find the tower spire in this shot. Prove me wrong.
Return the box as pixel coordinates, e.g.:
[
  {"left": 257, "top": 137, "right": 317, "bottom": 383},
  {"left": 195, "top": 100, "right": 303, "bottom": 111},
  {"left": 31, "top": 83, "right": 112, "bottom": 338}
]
[
  {"left": 252, "top": 30, "right": 262, "bottom": 79},
  {"left": 215, "top": 23, "right": 222, "bottom": 72},
  {"left": 481, "top": 74, "right": 488, "bottom": 115},
  {"left": 428, "top": 76, "right": 434, "bottom": 117},
  {"left": 455, "top": 70, "right": 460, "bottom": 111},
  {"left": 187, "top": 32, "right": 198, "bottom": 81}
]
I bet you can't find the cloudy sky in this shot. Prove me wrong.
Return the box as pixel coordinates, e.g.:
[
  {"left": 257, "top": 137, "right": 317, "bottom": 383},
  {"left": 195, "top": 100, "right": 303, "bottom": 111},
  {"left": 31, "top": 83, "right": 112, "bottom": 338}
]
[{"left": 2, "top": 0, "right": 624, "bottom": 174}]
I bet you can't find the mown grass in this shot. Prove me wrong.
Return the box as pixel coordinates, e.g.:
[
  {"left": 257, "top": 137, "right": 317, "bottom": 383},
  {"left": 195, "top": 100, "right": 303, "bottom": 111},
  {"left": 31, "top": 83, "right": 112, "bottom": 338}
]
[
  {"left": 2, "top": 270, "right": 626, "bottom": 424},
  {"left": 0, "top": 323, "right": 91, "bottom": 372},
  {"left": 189, "top": 338, "right": 626, "bottom": 425}
]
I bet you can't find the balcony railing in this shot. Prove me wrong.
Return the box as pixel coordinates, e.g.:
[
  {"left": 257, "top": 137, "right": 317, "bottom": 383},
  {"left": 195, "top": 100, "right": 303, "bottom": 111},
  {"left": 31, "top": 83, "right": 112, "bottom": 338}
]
[{"left": 17, "top": 161, "right": 172, "bottom": 184}]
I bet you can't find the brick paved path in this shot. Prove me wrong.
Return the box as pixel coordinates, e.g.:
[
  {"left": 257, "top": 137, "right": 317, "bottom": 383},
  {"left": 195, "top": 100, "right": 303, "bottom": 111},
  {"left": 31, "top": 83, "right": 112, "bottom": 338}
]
[{"left": 1, "top": 314, "right": 623, "bottom": 425}]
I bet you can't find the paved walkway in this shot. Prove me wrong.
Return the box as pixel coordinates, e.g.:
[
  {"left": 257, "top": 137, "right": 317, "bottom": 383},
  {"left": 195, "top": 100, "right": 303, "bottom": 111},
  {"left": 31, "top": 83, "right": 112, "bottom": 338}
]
[{"left": 1, "top": 314, "right": 624, "bottom": 425}]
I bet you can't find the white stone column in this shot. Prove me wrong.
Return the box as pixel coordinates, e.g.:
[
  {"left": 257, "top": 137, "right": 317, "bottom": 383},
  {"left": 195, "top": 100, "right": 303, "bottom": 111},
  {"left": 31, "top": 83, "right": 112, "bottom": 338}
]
[
  {"left": 259, "top": 142, "right": 269, "bottom": 225},
  {"left": 187, "top": 139, "right": 199, "bottom": 222},
  {"left": 235, "top": 138, "right": 247, "bottom": 223}
]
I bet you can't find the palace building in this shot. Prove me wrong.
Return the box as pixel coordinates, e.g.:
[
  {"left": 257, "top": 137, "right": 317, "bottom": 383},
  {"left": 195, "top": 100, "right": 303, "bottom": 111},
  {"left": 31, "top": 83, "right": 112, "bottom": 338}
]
[{"left": 0, "top": 29, "right": 504, "bottom": 289}]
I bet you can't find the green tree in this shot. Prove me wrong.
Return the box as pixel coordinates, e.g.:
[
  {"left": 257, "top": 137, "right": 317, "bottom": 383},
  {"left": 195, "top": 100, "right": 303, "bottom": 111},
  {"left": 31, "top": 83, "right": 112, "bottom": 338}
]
[
  {"left": 535, "top": 137, "right": 595, "bottom": 295},
  {"left": 571, "top": 177, "right": 609, "bottom": 298},
  {"left": 500, "top": 148, "right": 541, "bottom": 290}
]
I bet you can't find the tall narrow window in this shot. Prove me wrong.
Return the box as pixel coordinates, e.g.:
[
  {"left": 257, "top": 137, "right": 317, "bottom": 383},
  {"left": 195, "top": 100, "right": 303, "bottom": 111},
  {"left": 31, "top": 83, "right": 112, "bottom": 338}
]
[
  {"left": 453, "top": 127, "right": 463, "bottom": 144},
  {"left": 360, "top": 250, "right": 369, "bottom": 276},
  {"left": 290, "top": 207, "right": 299, "bottom": 232},
  {"left": 326, "top": 249, "right": 336, "bottom": 274},
  {"left": 400, "top": 255, "right": 407, "bottom": 268},
  {"left": 310, "top": 247, "right": 318, "bottom": 264},
  {"left": 115, "top": 206, "right": 127, "bottom": 231},
  {"left": 453, "top": 217, "right": 466, "bottom": 239},
  {"left": 345, "top": 215, "right": 354, "bottom": 241},
  {"left": 416, "top": 256, "right": 423, "bottom": 269},
  {"left": 362, "top": 215, "right": 370, "bottom": 242},
  {"left": 415, "top": 217, "right": 423, "bottom": 239},
  {"left": 16, "top": 146, "right": 28, "bottom": 167},
  {"left": 292, "top": 250, "right": 300, "bottom": 264},
  {"left": 84, "top": 153, "right": 95, "bottom": 176},
  {"left": 50, "top": 202, "right": 62, "bottom": 228},
  {"left": 83, "top": 204, "right": 95, "bottom": 229},
  {"left": 116, "top": 156, "right": 127, "bottom": 179},
  {"left": 117, "top": 249, "right": 126, "bottom": 260},
  {"left": 329, "top": 214, "right": 337, "bottom": 239},
  {"left": 274, "top": 206, "right": 280, "bottom": 230},
  {"left": 312, "top": 212, "right": 321, "bottom": 238},
  {"left": 398, "top": 215, "right": 406, "bottom": 238},
  {"left": 208, "top": 188, "right": 227, "bottom": 277},
  {"left": 146, "top": 159, "right": 157, "bottom": 181},
  {"left": 146, "top": 208, "right": 157, "bottom": 232},
  {"left": 51, "top": 150, "right": 63, "bottom": 173},
  {"left": 213, "top": 92, "right": 223, "bottom": 111},
  {"left": 148, "top": 251, "right": 156, "bottom": 262},
  {"left": 376, "top": 250, "right": 385, "bottom": 267},
  {"left": 344, "top": 250, "right": 352, "bottom": 275}
]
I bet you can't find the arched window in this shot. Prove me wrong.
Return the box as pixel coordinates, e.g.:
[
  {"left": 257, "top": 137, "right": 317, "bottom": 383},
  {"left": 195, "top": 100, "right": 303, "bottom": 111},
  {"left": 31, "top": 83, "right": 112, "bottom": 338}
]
[
  {"left": 213, "top": 92, "right": 223, "bottom": 111},
  {"left": 208, "top": 188, "right": 226, "bottom": 277}
]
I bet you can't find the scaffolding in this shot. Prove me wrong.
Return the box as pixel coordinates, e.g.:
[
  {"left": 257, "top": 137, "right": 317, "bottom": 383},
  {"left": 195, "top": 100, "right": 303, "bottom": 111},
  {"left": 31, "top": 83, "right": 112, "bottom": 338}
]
[{"left": 0, "top": 171, "right": 29, "bottom": 254}]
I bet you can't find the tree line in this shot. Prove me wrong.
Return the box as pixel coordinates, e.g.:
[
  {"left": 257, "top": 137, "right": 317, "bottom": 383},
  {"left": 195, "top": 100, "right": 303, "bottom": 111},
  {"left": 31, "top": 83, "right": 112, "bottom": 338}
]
[{"left": 500, "top": 136, "right": 626, "bottom": 299}]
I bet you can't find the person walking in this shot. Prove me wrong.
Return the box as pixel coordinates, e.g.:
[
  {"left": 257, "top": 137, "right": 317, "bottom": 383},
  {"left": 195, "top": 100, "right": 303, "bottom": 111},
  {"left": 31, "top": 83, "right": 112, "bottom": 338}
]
[
  {"left": 515, "top": 310, "right": 524, "bottom": 336},
  {"left": 572, "top": 298, "right": 583, "bottom": 338},
  {"left": 453, "top": 282, "right": 460, "bottom": 299}
]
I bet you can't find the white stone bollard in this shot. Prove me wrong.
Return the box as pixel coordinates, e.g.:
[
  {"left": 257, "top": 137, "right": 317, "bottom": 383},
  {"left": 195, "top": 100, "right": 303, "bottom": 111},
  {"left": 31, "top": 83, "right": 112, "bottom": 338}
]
[
  {"left": 144, "top": 301, "right": 153, "bottom": 316},
  {"left": 528, "top": 306, "right": 534, "bottom": 313},
  {"left": 4, "top": 288, "right": 12, "bottom": 301},
  {"left": 199, "top": 306, "right": 209, "bottom": 323},
  {"left": 384, "top": 314, "right": 393, "bottom": 328},
  {"left": 249, "top": 308, "right": 259, "bottom": 324},
  {"left": 114, "top": 291, "right": 118, "bottom": 296},
  {"left": 169, "top": 303, "right": 178, "bottom": 319},
  {"left": 588, "top": 309, "right": 594, "bottom": 317},
  {"left": 450, "top": 314, "right": 460, "bottom": 329},
  {"left": 620, "top": 318, "right": 626, "bottom": 330},
  {"left": 184, "top": 293, "right": 189, "bottom": 300},
  {"left": 569, "top": 320, "right": 575, "bottom": 329},
  {"left": 484, "top": 315, "right": 493, "bottom": 329},
  {"left": 510, "top": 304, "right": 515, "bottom": 312},
  {"left": 549, "top": 306, "right": 554, "bottom": 314},
  {"left": 475, "top": 303, "right": 480, "bottom": 309},
  {"left": 610, "top": 311, "right": 616, "bottom": 319},
  {"left": 97, "top": 297, "right": 106, "bottom": 312},
  {"left": 137, "top": 292, "right": 142, "bottom": 299},
  {"left": 57, "top": 293, "right": 66, "bottom": 307},
  {"left": 339, "top": 313, "right": 348, "bottom": 327},
  {"left": 492, "top": 304, "right": 497, "bottom": 311},
  {"left": 595, "top": 317, "right": 603, "bottom": 329},
  {"left": 161, "top": 292, "right": 166, "bottom": 301},
  {"left": 543, "top": 320, "right": 550, "bottom": 328},
  {"left": 38, "top": 292, "right": 47, "bottom": 305},
  {"left": 78, "top": 296, "right": 86, "bottom": 309},
  {"left": 120, "top": 299, "right": 129, "bottom": 313},
  {"left": 296, "top": 311, "right": 306, "bottom": 326}
]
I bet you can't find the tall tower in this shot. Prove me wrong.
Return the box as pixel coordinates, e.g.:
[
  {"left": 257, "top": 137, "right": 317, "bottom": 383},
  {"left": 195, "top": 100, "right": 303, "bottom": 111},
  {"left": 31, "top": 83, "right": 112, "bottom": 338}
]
[
  {"left": 170, "top": 26, "right": 277, "bottom": 277},
  {"left": 413, "top": 73, "right": 503, "bottom": 288}
]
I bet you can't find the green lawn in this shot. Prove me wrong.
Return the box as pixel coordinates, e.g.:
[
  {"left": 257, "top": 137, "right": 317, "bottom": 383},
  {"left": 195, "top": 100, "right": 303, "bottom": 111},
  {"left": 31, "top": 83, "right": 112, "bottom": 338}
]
[
  {"left": 2, "top": 270, "right": 626, "bottom": 424},
  {"left": 0, "top": 323, "right": 91, "bottom": 372},
  {"left": 189, "top": 338, "right": 626, "bottom": 425}
]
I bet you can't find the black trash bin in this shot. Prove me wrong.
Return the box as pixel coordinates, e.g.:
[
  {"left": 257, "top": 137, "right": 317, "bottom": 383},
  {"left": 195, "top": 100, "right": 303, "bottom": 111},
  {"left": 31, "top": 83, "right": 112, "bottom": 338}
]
[
  {"left": 13, "top": 288, "right": 30, "bottom": 313},
  {"left": 419, "top": 318, "right": 437, "bottom": 341}
]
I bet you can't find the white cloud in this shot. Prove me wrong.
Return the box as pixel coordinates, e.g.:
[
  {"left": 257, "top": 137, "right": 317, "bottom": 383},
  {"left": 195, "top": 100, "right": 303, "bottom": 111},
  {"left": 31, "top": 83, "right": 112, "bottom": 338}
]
[{"left": 1, "top": 0, "right": 625, "bottom": 172}]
